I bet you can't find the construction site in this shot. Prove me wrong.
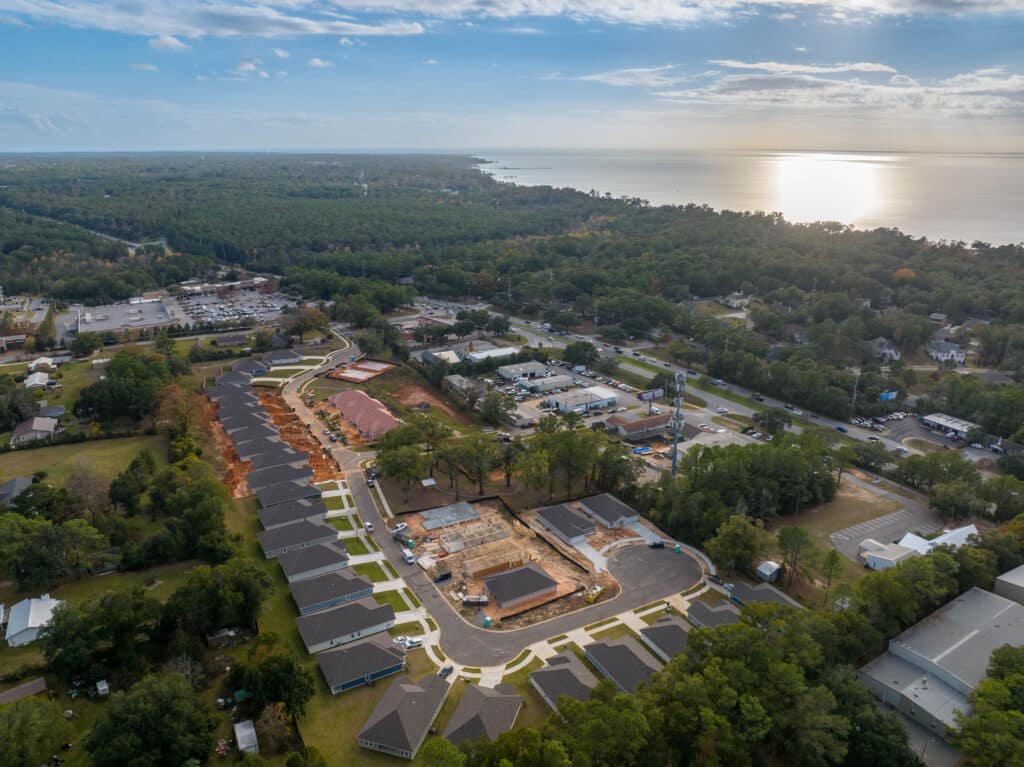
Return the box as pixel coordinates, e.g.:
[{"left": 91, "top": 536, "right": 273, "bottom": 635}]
[
  {"left": 326, "top": 359, "right": 396, "bottom": 383},
  {"left": 257, "top": 391, "right": 341, "bottom": 481},
  {"left": 402, "top": 500, "right": 617, "bottom": 628}
]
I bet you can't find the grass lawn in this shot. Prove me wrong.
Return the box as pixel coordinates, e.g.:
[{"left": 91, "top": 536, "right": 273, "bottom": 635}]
[
  {"left": 324, "top": 495, "right": 346, "bottom": 511},
  {"left": 634, "top": 600, "right": 667, "bottom": 614},
  {"left": 365, "top": 536, "right": 380, "bottom": 552},
  {"left": 372, "top": 589, "right": 410, "bottom": 612},
  {"left": 331, "top": 516, "right": 354, "bottom": 532},
  {"left": 642, "top": 606, "right": 678, "bottom": 625},
  {"left": 500, "top": 657, "right": 550, "bottom": 730},
  {"left": 403, "top": 588, "right": 421, "bottom": 608},
  {"left": 343, "top": 537, "right": 371, "bottom": 556},
  {"left": 352, "top": 562, "right": 389, "bottom": 583},
  {"left": 388, "top": 621, "right": 424, "bottom": 637},
  {"left": 426, "top": 617, "right": 438, "bottom": 631},
  {"left": 548, "top": 633, "right": 568, "bottom": 644},
  {"left": 298, "top": 649, "right": 436, "bottom": 767},
  {"left": 0, "top": 434, "right": 168, "bottom": 486},
  {"left": 432, "top": 678, "right": 469, "bottom": 735},
  {"left": 253, "top": 367, "right": 310, "bottom": 379},
  {"left": 588, "top": 623, "right": 638, "bottom": 642},
  {"left": 584, "top": 616, "right": 618, "bottom": 632},
  {"left": 905, "top": 437, "right": 945, "bottom": 453},
  {"left": 506, "top": 649, "right": 532, "bottom": 668}
]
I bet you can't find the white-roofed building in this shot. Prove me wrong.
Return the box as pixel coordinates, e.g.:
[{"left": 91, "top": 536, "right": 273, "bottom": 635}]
[
  {"left": 544, "top": 385, "right": 618, "bottom": 414},
  {"left": 4, "top": 594, "right": 60, "bottom": 647},
  {"left": 859, "top": 539, "right": 920, "bottom": 571},
  {"left": 24, "top": 372, "right": 49, "bottom": 389},
  {"left": 464, "top": 346, "right": 520, "bottom": 363},
  {"left": 921, "top": 413, "right": 980, "bottom": 439},
  {"left": 898, "top": 525, "right": 977, "bottom": 555}
]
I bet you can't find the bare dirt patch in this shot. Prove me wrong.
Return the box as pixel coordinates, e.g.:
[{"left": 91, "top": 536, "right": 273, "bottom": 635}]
[
  {"left": 394, "top": 382, "right": 460, "bottom": 420},
  {"left": 258, "top": 391, "right": 342, "bottom": 481}
]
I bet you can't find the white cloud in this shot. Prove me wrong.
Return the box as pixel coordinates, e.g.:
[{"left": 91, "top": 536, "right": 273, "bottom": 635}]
[
  {"left": 505, "top": 25, "right": 544, "bottom": 34},
  {"left": 235, "top": 58, "right": 261, "bottom": 73},
  {"left": 794, "top": 46, "right": 808, "bottom": 52},
  {"left": 258, "top": 70, "right": 270, "bottom": 78},
  {"left": 890, "top": 74, "right": 918, "bottom": 86},
  {"left": 131, "top": 63, "right": 158, "bottom": 71},
  {"left": 272, "top": 47, "right": 290, "bottom": 58},
  {"left": 277, "top": 70, "right": 288, "bottom": 78},
  {"left": 339, "top": 37, "right": 355, "bottom": 46},
  {"left": 307, "top": 57, "right": 332, "bottom": 67},
  {"left": 2, "top": 0, "right": 1022, "bottom": 41},
  {"left": 423, "top": 58, "right": 439, "bottom": 65},
  {"left": 577, "top": 65, "right": 684, "bottom": 89},
  {"left": 148, "top": 34, "right": 188, "bottom": 51},
  {"left": 709, "top": 59, "right": 897, "bottom": 74}
]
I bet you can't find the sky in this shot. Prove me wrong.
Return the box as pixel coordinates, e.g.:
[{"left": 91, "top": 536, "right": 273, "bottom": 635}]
[{"left": 0, "top": 1, "right": 1023, "bottom": 152}]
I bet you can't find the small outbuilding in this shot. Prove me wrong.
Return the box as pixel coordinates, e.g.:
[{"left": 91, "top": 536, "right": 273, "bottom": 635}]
[
  {"left": 233, "top": 720, "right": 259, "bottom": 754},
  {"left": 756, "top": 560, "right": 782, "bottom": 583}
]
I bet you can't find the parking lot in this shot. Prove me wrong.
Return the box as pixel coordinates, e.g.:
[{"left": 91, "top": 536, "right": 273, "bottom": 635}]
[{"left": 177, "top": 289, "right": 296, "bottom": 325}]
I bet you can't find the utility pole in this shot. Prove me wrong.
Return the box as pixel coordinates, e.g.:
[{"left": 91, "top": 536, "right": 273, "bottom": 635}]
[
  {"left": 851, "top": 368, "right": 861, "bottom": 414},
  {"left": 671, "top": 370, "right": 686, "bottom": 477}
]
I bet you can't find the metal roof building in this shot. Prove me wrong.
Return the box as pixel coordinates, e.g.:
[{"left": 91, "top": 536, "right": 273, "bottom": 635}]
[{"left": 859, "top": 587, "right": 1024, "bottom": 738}]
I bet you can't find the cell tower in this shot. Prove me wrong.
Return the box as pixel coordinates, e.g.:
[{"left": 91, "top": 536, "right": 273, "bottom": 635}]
[{"left": 671, "top": 370, "right": 686, "bottom": 477}]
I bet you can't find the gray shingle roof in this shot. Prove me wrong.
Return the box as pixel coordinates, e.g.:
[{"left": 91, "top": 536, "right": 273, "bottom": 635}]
[
  {"left": 220, "top": 412, "right": 272, "bottom": 433},
  {"left": 278, "top": 543, "right": 348, "bottom": 578},
  {"left": 290, "top": 571, "right": 373, "bottom": 612},
  {"left": 638, "top": 615, "right": 690, "bottom": 661},
  {"left": 215, "top": 371, "right": 252, "bottom": 386},
  {"left": 584, "top": 636, "right": 663, "bottom": 693},
  {"left": 443, "top": 684, "right": 522, "bottom": 745},
  {"left": 579, "top": 493, "right": 638, "bottom": 526},
  {"left": 530, "top": 653, "right": 598, "bottom": 710},
  {"left": 729, "top": 582, "right": 803, "bottom": 609},
  {"left": 258, "top": 498, "right": 328, "bottom": 529},
  {"left": 485, "top": 564, "right": 557, "bottom": 605},
  {"left": 256, "top": 480, "right": 321, "bottom": 509},
  {"left": 206, "top": 384, "right": 255, "bottom": 402},
  {"left": 0, "top": 476, "right": 33, "bottom": 507},
  {"left": 317, "top": 638, "right": 405, "bottom": 690},
  {"left": 359, "top": 675, "right": 449, "bottom": 756},
  {"left": 230, "top": 424, "right": 279, "bottom": 445},
  {"left": 235, "top": 436, "right": 285, "bottom": 460},
  {"left": 246, "top": 463, "right": 313, "bottom": 492},
  {"left": 296, "top": 598, "right": 395, "bottom": 648},
  {"left": 247, "top": 447, "right": 305, "bottom": 472},
  {"left": 257, "top": 520, "right": 336, "bottom": 556},
  {"left": 686, "top": 601, "right": 741, "bottom": 629},
  {"left": 536, "top": 504, "right": 596, "bottom": 540}
]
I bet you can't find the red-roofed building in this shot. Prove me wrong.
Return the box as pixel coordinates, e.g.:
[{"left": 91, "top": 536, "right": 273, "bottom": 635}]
[{"left": 329, "top": 390, "right": 401, "bottom": 441}]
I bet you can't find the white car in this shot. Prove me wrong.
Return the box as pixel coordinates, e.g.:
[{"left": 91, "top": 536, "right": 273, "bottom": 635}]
[
  {"left": 363, "top": 521, "right": 374, "bottom": 533},
  {"left": 391, "top": 522, "right": 408, "bottom": 534},
  {"left": 715, "top": 407, "right": 729, "bottom": 414}
]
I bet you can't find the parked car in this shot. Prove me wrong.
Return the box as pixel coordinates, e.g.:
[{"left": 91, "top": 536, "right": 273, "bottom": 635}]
[
  {"left": 835, "top": 425, "right": 848, "bottom": 433},
  {"left": 715, "top": 407, "right": 729, "bottom": 414},
  {"left": 438, "top": 665, "right": 454, "bottom": 679},
  {"left": 391, "top": 522, "right": 409, "bottom": 534},
  {"left": 648, "top": 539, "right": 665, "bottom": 549},
  {"left": 401, "top": 549, "right": 416, "bottom": 565},
  {"left": 364, "top": 521, "right": 374, "bottom": 533}
]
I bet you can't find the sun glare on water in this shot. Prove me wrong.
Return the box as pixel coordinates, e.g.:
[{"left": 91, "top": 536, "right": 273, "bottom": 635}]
[{"left": 771, "top": 152, "right": 886, "bottom": 226}]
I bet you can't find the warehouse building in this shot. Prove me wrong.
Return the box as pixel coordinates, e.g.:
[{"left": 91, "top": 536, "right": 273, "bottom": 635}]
[
  {"left": 258, "top": 498, "right": 328, "bottom": 530},
  {"left": 859, "top": 587, "right": 1024, "bottom": 738},
  {"left": 358, "top": 676, "right": 450, "bottom": 760},
  {"left": 921, "top": 413, "right": 981, "bottom": 440},
  {"left": 686, "top": 601, "right": 741, "bottom": 629},
  {"left": 525, "top": 374, "right": 575, "bottom": 394},
  {"left": 544, "top": 385, "right": 618, "bottom": 414},
  {"left": 584, "top": 636, "right": 663, "bottom": 693},
  {"left": 579, "top": 493, "right": 639, "bottom": 529},
  {"left": 638, "top": 615, "right": 690, "bottom": 663},
  {"left": 497, "top": 360, "right": 549, "bottom": 382},
  {"left": 443, "top": 684, "right": 522, "bottom": 745},
  {"left": 290, "top": 571, "right": 374, "bottom": 615},
  {"left": 530, "top": 653, "right": 598, "bottom": 713},
  {"left": 295, "top": 598, "right": 396, "bottom": 654},
  {"left": 278, "top": 543, "right": 349, "bottom": 583},
  {"left": 485, "top": 564, "right": 559, "bottom": 609},
  {"left": 258, "top": 520, "right": 337, "bottom": 559},
  {"left": 858, "top": 539, "right": 920, "bottom": 571},
  {"left": 995, "top": 563, "right": 1024, "bottom": 605},
  {"left": 317, "top": 638, "right": 406, "bottom": 694},
  {"left": 536, "top": 504, "right": 596, "bottom": 545}
]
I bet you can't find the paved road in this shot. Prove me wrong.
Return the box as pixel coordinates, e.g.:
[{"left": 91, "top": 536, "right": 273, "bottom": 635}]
[{"left": 373, "top": 533, "right": 703, "bottom": 666}]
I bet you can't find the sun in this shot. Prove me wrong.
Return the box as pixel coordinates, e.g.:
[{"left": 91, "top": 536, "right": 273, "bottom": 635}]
[{"left": 772, "top": 152, "right": 886, "bottom": 226}]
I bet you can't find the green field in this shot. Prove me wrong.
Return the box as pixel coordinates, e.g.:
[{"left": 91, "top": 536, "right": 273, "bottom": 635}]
[
  {"left": 0, "top": 434, "right": 168, "bottom": 486},
  {"left": 343, "top": 537, "right": 371, "bottom": 556},
  {"left": 388, "top": 621, "right": 423, "bottom": 637},
  {"left": 331, "top": 515, "right": 354, "bottom": 531},
  {"left": 324, "top": 495, "right": 345, "bottom": 511},
  {"left": 352, "top": 561, "right": 390, "bottom": 583}
]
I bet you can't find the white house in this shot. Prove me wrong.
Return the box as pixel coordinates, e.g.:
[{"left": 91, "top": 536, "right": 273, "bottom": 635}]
[
  {"left": 4, "top": 595, "right": 60, "bottom": 647},
  {"left": 869, "top": 337, "right": 902, "bottom": 363},
  {"left": 24, "top": 372, "right": 49, "bottom": 390},
  {"left": 859, "top": 539, "right": 919, "bottom": 571},
  {"left": 927, "top": 341, "right": 965, "bottom": 365}
]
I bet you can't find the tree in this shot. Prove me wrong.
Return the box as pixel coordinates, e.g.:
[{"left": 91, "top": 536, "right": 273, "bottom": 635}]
[
  {"left": 283, "top": 306, "right": 329, "bottom": 341},
  {"left": 419, "top": 737, "right": 468, "bottom": 767},
  {"left": 436, "top": 442, "right": 466, "bottom": 500},
  {"left": 753, "top": 407, "right": 792, "bottom": 437},
  {"left": 154, "top": 328, "right": 175, "bottom": 356},
  {"left": 563, "top": 340, "right": 599, "bottom": 367},
  {"left": 498, "top": 438, "right": 525, "bottom": 488},
  {"left": 40, "top": 602, "right": 96, "bottom": 682},
  {"left": 821, "top": 548, "right": 843, "bottom": 609},
  {"left": 0, "top": 697, "right": 73, "bottom": 767},
  {"left": 777, "top": 526, "right": 817, "bottom": 592},
  {"left": 70, "top": 330, "right": 104, "bottom": 358},
  {"left": 930, "top": 480, "right": 987, "bottom": 522},
  {"left": 954, "top": 645, "right": 1024, "bottom": 767},
  {"left": 479, "top": 390, "right": 515, "bottom": 426},
  {"left": 87, "top": 673, "right": 216, "bottom": 767},
  {"left": 255, "top": 703, "right": 293, "bottom": 755},
  {"left": 377, "top": 444, "right": 424, "bottom": 501},
  {"left": 462, "top": 434, "right": 499, "bottom": 495},
  {"left": 244, "top": 646, "right": 316, "bottom": 720},
  {"left": 705, "top": 515, "right": 766, "bottom": 576}
]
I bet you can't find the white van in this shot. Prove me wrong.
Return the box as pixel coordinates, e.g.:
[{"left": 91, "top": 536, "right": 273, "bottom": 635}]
[{"left": 402, "top": 549, "right": 416, "bottom": 565}]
